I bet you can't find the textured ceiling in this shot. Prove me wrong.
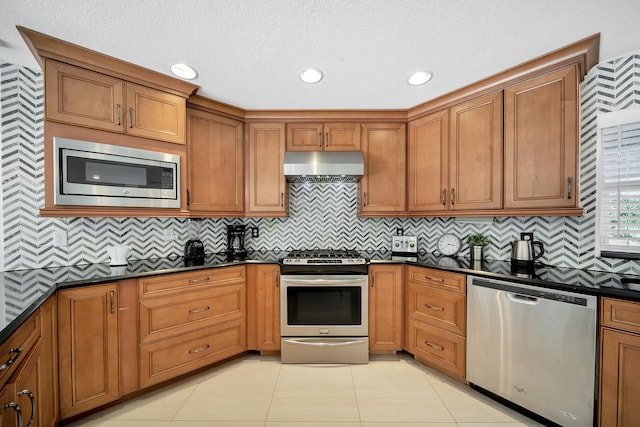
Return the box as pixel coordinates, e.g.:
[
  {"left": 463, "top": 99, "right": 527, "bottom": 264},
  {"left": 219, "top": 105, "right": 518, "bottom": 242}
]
[{"left": 1, "top": 0, "right": 639, "bottom": 110}]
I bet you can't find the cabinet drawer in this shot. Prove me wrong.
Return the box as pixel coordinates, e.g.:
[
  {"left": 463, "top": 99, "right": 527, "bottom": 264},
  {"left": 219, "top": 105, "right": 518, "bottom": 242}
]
[
  {"left": 140, "top": 283, "right": 246, "bottom": 343},
  {"left": 407, "top": 284, "right": 466, "bottom": 336},
  {"left": 139, "top": 318, "right": 246, "bottom": 388},
  {"left": 407, "top": 318, "right": 466, "bottom": 380},
  {"left": 407, "top": 266, "right": 465, "bottom": 294},
  {"left": 0, "top": 310, "right": 40, "bottom": 387},
  {"left": 139, "top": 266, "right": 245, "bottom": 299},
  {"left": 602, "top": 297, "right": 640, "bottom": 334}
]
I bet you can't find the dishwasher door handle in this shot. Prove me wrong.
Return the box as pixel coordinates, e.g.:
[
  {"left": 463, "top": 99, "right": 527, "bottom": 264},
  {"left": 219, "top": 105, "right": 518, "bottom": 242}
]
[{"left": 507, "top": 293, "right": 539, "bottom": 305}]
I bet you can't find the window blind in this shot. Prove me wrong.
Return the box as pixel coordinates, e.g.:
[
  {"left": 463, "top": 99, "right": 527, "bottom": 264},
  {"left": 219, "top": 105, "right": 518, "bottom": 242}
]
[{"left": 598, "top": 110, "right": 640, "bottom": 258}]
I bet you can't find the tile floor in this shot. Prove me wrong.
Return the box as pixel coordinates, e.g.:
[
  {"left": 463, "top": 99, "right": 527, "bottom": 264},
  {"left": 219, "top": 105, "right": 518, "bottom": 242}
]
[{"left": 67, "top": 353, "right": 542, "bottom": 427}]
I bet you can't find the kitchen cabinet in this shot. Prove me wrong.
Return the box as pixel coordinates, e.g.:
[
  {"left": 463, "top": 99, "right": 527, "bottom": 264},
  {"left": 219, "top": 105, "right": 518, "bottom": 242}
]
[
  {"left": 360, "top": 123, "right": 406, "bottom": 215},
  {"left": 599, "top": 297, "right": 640, "bottom": 426},
  {"left": 405, "top": 266, "right": 466, "bottom": 381},
  {"left": 0, "top": 299, "right": 55, "bottom": 427},
  {"left": 138, "top": 266, "right": 246, "bottom": 388},
  {"left": 45, "top": 59, "right": 187, "bottom": 144},
  {"left": 286, "top": 122, "right": 361, "bottom": 151},
  {"left": 247, "top": 123, "right": 287, "bottom": 216},
  {"left": 369, "top": 264, "right": 403, "bottom": 352},
  {"left": 504, "top": 65, "right": 578, "bottom": 210},
  {"left": 407, "top": 91, "right": 502, "bottom": 214},
  {"left": 58, "top": 283, "right": 119, "bottom": 419},
  {"left": 186, "top": 108, "right": 244, "bottom": 214},
  {"left": 247, "top": 264, "right": 281, "bottom": 351}
]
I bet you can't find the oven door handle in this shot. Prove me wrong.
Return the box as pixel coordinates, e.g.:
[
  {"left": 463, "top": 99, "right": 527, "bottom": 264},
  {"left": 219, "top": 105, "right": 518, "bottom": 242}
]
[
  {"left": 280, "top": 278, "right": 366, "bottom": 287},
  {"left": 282, "top": 338, "right": 366, "bottom": 347}
]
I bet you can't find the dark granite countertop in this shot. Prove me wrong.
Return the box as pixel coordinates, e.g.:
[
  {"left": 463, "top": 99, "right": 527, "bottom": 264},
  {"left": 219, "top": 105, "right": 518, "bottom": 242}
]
[{"left": 2, "top": 248, "right": 640, "bottom": 344}]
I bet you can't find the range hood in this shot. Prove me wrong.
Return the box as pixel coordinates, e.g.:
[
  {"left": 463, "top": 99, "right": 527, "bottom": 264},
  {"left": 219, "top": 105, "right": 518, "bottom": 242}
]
[{"left": 283, "top": 151, "right": 364, "bottom": 183}]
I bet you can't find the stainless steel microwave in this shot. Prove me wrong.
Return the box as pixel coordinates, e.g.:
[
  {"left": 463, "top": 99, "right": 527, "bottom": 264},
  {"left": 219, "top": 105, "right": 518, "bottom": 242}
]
[{"left": 53, "top": 137, "right": 181, "bottom": 208}]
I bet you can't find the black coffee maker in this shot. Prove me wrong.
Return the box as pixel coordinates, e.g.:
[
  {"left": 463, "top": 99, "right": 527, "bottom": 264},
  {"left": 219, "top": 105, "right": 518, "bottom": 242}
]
[
  {"left": 184, "top": 219, "right": 205, "bottom": 266},
  {"left": 226, "top": 224, "right": 247, "bottom": 259}
]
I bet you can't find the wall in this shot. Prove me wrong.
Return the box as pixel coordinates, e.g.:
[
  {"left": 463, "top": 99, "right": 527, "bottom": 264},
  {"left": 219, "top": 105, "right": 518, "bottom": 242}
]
[{"left": 1, "top": 56, "right": 639, "bottom": 275}]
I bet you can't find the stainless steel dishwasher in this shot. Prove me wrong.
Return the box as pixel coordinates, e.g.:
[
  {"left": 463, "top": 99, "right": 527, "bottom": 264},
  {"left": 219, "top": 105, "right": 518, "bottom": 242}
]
[{"left": 466, "top": 275, "right": 597, "bottom": 427}]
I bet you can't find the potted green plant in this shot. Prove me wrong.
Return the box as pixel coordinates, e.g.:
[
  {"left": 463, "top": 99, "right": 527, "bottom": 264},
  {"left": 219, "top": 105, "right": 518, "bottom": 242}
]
[{"left": 467, "top": 233, "right": 489, "bottom": 260}]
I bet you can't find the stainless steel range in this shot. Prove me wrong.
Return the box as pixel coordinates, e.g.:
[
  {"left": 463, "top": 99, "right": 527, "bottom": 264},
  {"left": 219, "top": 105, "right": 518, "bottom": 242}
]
[{"left": 279, "top": 249, "right": 369, "bottom": 364}]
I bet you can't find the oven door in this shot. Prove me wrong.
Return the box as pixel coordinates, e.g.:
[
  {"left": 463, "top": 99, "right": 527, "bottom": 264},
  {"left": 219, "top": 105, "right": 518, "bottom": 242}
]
[{"left": 280, "top": 275, "right": 368, "bottom": 337}]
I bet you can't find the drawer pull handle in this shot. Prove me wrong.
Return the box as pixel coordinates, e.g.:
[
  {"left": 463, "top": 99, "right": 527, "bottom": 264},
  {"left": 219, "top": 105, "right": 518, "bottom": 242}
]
[
  {"left": 0, "top": 348, "right": 23, "bottom": 370},
  {"left": 425, "top": 276, "right": 445, "bottom": 282},
  {"left": 110, "top": 290, "right": 115, "bottom": 314},
  {"left": 425, "top": 304, "right": 444, "bottom": 311},
  {"left": 116, "top": 104, "right": 121, "bottom": 125},
  {"left": 128, "top": 107, "right": 133, "bottom": 128},
  {"left": 189, "top": 344, "right": 210, "bottom": 355},
  {"left": 425, "top": 341, "right": 444, "bottom": 351},
  {"left": 188, "top": 277, "right": 210, "bottom": 284},
  {"left": 18, "top": 389, "right": 35, "bottom": 427},
  {"left": 189, "top": 306, "right": 210, "bottom": 314},
  {"left": 3, "top": 402, "right": 22, "bottom": 427}
]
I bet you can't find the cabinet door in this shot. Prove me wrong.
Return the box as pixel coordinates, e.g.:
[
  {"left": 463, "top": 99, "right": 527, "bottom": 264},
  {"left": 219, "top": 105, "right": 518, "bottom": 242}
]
[
  {"left": 600, "top": 328, "right": 640, "bottom": 427},
  {"left": 58, "top": 283, "right": 119, "bottom": 419},
  {"left": 450, "top": 91, "right": 503, "bottom": 210},
  {"left": 407, "top": 110, "right": 449, "bottom": 212},
  {"left": 286, "top": 123, "right": 324, "bottom": 151},
  {"left": 125, "top": 82, "right": 186, "bottom": 144},
  {"left": 39, "top": 297, "right": 58, "bottom": 427},
  {"left": 369, "top": 265, "right": 403, "bottom": 351},
  {"left": 256, "top": 265, "right": 281, "bottom": 351},
  {"left": 504, "top": 65, "right": 578, "bottom": 209},
  {"left": 11, "top": 344, "right": 42, "bottom": 427},
  {"left": 360, "top": 123, "right": 406, "bottom": 214},
  {"left": 45, "top": 59, "right": 124, "bottom": 132},
  {"left": 247, "top": 123, "right": 287, "bottom": 215},
  {"left": 187, "top": 109, "right": 244, "bottom": 213},
  {"left": 324, "top": 122, "right": 361, "bottom": 151}
]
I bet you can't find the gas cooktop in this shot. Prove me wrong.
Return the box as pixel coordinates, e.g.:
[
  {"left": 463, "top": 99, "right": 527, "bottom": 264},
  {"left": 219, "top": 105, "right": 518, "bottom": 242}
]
[{"left": 281, "top": 249, "right": 367, "bottom": 265}]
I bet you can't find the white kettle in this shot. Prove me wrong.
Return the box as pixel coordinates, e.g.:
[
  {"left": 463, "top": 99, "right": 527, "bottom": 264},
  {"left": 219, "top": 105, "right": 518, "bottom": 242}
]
[{"left": 107, "top": 245, "right": 131, "bottom": 266}]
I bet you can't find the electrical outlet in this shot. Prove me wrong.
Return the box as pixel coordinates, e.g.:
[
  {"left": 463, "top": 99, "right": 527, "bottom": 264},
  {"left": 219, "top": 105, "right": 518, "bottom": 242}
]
[
  {"left": 53, "top": 230, "right": 68, "bottom": 247},
  {"left": 162, "top": 229, "right": 177, "bottom": 240},
  {"left": 251, "top": 227, "right": 259, "bottom": 238}
]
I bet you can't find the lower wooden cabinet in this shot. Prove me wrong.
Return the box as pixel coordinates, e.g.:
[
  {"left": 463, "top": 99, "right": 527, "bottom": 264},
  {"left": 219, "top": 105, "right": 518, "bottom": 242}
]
[
  {"left": 599, "top": 297, "right": 640, "bottom": 426},
  {"left": 247, "top": 264, "right": 281, "bottom": 351},
  {"left": 369, "top": 264, "right": 403, "bottom": 351},
  {"left": 138, "top": 267, "right": 247, "bottom": 388},
  {"left": 405, "top": 266, "right": 466, "bottom": 381},
  {"left": 139, "top": 318, "right": 246, "bottom": 388},
  {"left": 58, "top": 283, "right": 119, "bottom": 419},
  {"left": 0, "top": 297, "right": 58, "bottom": 427},
  {"left": 406, "top": 318, "right": 466, "bottom": 379}
]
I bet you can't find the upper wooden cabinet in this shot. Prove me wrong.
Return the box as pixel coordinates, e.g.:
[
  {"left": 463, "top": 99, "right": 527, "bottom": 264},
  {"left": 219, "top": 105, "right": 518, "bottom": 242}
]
[
  {"left": 45, "top": 59, "right": 187, "bottom": 144},
  {"left": 408, "top": 91, "right": 502, "bottom": 214},
  {"left": 186, "top": 108, "right": 244, "bottom": 214},
  {"left": 286, "top": 122, "right": 361, "bottom": 151},
  {"left": 449, "top": 92, "right": 503, "bottom": 211},
  {"left": 360, "top": 123, "right": 406, "bottom": 215},
  {"left": 247, "top": 123, "right": 287, "bottom": 216},
  {"left": 504, "top": 65, "right": 578, "bottom": 210}
]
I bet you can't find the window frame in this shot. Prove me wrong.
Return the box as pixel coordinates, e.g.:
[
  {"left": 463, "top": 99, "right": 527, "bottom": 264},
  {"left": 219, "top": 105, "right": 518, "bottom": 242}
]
[{"left": 596, "top": 108, "right": 640, "bottom": 259}]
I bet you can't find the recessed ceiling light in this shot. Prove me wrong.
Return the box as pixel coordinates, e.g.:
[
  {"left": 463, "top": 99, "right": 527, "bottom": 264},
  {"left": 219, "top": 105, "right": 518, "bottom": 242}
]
[
  {"left": 408, "top": 71, "right": 433, "bottom": 86},
  {"left": 170, "top": 63, "right": 198, "bottom": 80},
  {"left": 300, "top": 68, "right": 323, "bottom": 84}
]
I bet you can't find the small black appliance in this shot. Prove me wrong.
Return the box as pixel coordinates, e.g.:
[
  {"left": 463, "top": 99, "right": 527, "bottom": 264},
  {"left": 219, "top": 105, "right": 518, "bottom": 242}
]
[
  {"left": 184, "top": 219, "right": 205, "bottom": 266},
  {"left": 226, "top": 224, "right": 247, "bottom": 259}
]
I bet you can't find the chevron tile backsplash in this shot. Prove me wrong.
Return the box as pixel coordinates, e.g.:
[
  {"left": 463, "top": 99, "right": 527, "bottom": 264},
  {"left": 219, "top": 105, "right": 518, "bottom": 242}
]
[{"left": 1, "top": 56, "right": 640, "bottom": 275}]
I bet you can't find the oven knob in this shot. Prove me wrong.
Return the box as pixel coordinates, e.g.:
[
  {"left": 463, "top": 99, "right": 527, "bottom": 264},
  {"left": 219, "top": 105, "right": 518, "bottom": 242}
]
[{"left": 409, "top": 242, "right": 415, "bottom": 248}]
